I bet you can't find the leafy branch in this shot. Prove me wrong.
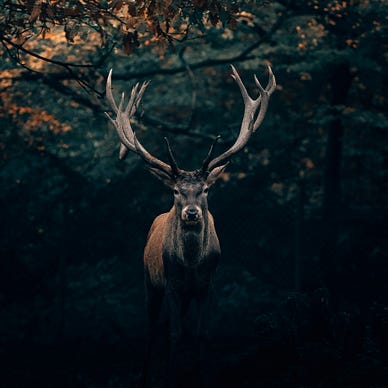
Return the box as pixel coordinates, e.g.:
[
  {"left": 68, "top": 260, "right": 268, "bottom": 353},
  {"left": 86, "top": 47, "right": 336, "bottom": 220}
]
[{"left": 0, "top": 35, "right": 94, "bottom": 68}]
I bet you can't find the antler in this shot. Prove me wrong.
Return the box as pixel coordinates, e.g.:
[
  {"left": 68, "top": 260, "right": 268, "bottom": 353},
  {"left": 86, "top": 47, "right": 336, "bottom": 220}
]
[
  {"left": 201, "top": 135, "right": 221, "bottom": 173},
  {"left": 206, "top": 65, "right": 276, "bottom": 171},
  {"left": 105, "top": 69, "right": 177, "bottom": 176}
]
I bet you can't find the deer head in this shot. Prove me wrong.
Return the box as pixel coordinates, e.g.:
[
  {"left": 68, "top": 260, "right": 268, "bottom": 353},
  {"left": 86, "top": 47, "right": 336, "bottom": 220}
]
[{"left": 105, "top": 66, "right": 276, "bottom": 225}]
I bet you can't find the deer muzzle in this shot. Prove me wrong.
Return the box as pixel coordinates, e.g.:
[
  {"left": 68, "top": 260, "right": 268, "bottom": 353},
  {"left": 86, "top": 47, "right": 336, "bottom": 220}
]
[{"left": 182, "top": 206, "right": 202, "bottom": 224}]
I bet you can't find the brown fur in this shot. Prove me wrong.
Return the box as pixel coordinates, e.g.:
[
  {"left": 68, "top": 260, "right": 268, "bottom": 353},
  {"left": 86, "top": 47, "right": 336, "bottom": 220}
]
[
  {"left": 143, "top": 212, "right": 170, "bottom": 287},
  {"left": 143, "top": 208, "right": 219, "bottom": 287}
]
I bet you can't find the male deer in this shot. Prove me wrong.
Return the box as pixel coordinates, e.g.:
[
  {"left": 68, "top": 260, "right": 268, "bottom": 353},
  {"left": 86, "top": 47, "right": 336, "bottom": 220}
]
[{"left": 105, "top": 65, "right": 276, "bottom": 387}]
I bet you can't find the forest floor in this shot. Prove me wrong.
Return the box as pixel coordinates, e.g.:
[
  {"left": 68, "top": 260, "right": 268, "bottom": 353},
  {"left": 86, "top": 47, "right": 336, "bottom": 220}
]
[{"left": 1, "top": 258, "right": 387, "bottom": 388}]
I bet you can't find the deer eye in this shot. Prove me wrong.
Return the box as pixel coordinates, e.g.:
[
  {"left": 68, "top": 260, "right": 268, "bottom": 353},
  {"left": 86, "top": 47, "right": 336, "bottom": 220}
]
[
  {"left": 173, "top": 189, "right": 179, "bottom": 195},
  {"left": 203, "top": 187, "right": 209, "bottom": 194}
]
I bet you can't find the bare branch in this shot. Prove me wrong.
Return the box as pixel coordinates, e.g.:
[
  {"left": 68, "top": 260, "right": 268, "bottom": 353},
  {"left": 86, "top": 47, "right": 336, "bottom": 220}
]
[
  {"left": 178, "top": 47, "right": 197, "bottom": 128},
  {"left": 1, "top": 36, "right": 94, "bottom": 68},
  {"left": 106, "top": 12, "right": 287, "bottom": 81},
  {"left": 140, "top": 114, "right": 215, "bottom": 141}
]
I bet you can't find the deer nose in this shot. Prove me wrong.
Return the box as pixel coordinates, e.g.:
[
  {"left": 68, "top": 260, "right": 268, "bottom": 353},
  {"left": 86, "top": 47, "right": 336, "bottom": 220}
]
[{"left": 186, "top": 207, "right": 199, "bottom": 220}]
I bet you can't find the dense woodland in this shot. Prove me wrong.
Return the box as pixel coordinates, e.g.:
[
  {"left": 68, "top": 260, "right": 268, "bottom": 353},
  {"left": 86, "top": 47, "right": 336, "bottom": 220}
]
[{"left": 0, "top": 1, "right": 387, "bottom": 387}]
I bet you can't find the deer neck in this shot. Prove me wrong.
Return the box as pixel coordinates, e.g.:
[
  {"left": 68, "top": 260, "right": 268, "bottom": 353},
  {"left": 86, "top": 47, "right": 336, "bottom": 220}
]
[{"left": 170, "top": 206, "right": 210, "bottom": 267}]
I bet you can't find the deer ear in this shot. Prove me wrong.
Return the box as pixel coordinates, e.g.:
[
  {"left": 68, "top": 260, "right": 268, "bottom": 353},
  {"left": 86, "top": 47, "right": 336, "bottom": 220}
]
[
  {"left": 148, "top": 167, "right": 175, "bottom": 188},
  {"left": 206, "top": 163, "right": 228, "bottom": 186}
]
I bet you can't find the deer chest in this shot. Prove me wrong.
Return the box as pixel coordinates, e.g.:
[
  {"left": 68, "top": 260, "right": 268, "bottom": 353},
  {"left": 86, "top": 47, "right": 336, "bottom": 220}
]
[{"left": 163, "top": 253, "right": 218, "bottom": 293}]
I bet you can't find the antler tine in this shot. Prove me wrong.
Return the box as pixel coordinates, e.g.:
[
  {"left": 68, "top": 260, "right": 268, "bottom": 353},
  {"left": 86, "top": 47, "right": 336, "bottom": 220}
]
[
  {"left": 164, "top": 137, "right": 180, "bottom": 176},
  {"left": 106, "top": 69, "right": 118, "bottom": 113},
  {"left": 230, "top": 65, "right": 250, "bottom": 103},
  {"left": 119, "top": 143, "right": 129, "bottom": 160},
  {"left": 266, "top": 66, "right": 277, "bottom": 94},
  {"left": 251, "top": 66, "right": 276, "bottom": 133},
  {"left": 105, "top": 70, "right": 172, "bottom": 175},
  {"left": 124, "top": 82, "right": 139, "bottom": 116},
  {"left": 202, "top": 135, "right": 221, "bottom": 173},
  {"left": 207, "top": 65, "right": 276, "bottom": 171},
  {"left": 134, "top": 81, "right": 150, "bottom": 112}
]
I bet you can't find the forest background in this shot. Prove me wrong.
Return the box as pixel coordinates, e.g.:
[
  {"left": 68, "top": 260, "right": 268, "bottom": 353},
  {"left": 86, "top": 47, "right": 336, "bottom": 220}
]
[{"left": 0, "top": 1, "right": 387, "bottom": 387}]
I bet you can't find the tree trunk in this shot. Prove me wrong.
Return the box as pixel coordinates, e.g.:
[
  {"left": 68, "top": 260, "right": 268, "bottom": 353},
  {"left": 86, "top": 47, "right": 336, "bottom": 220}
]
[
  {"left": 321, "top": 63, "right": 352, "bottom": 296},
  {"left": 294, "top": 171, "right": 305, "bottom": 291}
]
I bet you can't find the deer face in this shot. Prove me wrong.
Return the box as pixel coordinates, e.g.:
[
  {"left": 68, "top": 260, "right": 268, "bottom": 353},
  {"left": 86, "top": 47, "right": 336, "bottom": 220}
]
[
  {"left": 149, "top": 166, "right": 227, "bottom": 225},
  {"left": 173, "top": 172, "right": 208, "bottom": 225}
]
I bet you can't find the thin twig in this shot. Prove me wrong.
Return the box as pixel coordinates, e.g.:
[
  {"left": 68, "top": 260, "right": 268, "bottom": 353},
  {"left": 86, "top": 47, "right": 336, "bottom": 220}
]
[
  {"left": 178, "top": 47, "right": 198, "bottom": 129},
  {"left": 1, "top": 36, "right": 95, "bottom": 68},
  {"left": 111, "top": 13, "right": 287, "bottom": 81},
  {"left": 140, "top": 114, "right": 215, "bottom": 141}
]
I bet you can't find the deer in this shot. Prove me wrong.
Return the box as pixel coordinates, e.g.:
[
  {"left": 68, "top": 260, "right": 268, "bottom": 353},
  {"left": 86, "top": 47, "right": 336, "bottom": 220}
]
[{"left": 105, "top": 65, "right": 276, "bottom": 387}]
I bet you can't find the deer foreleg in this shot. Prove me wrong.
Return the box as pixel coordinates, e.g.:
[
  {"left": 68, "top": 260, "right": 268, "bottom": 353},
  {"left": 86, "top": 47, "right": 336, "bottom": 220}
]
[
  {"left": 165, "top": 286, "right": 182, "bottom": 388},
  {"left": 139, "top": 275, "right": 164, "bottom": 387},
  {"left": 195, "top": 289, "right": 214, "bottom": 388}
]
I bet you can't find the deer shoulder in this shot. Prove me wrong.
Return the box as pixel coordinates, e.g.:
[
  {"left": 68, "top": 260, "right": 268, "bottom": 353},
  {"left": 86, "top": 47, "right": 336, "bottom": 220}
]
[{"left": 144, "top": 212, "right": 170, "bottom": 288}]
